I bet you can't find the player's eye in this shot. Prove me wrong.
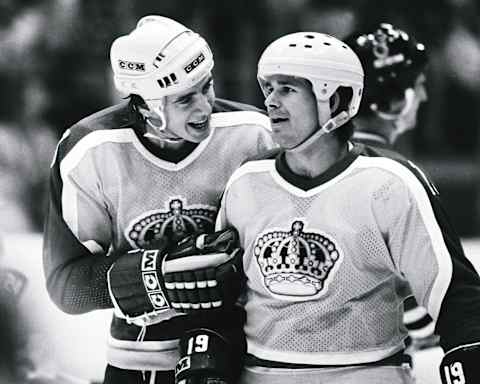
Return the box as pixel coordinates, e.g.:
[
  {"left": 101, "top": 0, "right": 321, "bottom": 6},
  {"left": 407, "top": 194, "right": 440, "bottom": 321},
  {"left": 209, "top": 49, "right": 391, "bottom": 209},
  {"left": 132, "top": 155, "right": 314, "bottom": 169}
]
[
  {"left": 280, "top": 86, "right": 295, "bottom": 94},
  {"left": 176, "top": 95, "right": 193, "bottom": 105},
  {"left": 263, "top": 85, "right": 273, "bottom": 96},
  {"left": 202, "top": 79, "right": 214, "bottom": 94}
]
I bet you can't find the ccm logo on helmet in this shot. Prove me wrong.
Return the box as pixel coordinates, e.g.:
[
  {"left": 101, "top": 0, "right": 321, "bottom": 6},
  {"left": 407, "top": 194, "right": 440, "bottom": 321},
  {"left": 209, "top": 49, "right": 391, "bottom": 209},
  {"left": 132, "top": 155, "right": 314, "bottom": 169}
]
[
  {"left": 118, "top": 60, "right": 146, "bottom": 72},
  {"left": 184, "top": 52, "right": 205, "bottom": 74}
]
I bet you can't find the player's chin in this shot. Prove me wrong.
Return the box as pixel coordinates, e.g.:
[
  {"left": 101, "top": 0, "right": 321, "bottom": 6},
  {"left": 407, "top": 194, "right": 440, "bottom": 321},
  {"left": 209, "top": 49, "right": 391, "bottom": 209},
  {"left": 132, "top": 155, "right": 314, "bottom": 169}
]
[
  {"left": 271, "top": 132, "right": 291, "bottom": 148},
  {"left": 186, "top": 122, "right": 211, "bottom": 142}
]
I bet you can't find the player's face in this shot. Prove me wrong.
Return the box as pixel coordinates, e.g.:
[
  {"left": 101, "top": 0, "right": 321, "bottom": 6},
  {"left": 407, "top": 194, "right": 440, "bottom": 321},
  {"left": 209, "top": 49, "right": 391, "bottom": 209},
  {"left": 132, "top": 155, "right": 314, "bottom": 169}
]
[
  {"left": 395, "top": 73, "right": 428, "bottom": 133},
  {"left": 262, "top": 74, "right": 326, "bottom": 149},
  {"left": 163, "top": 74, "right": 215, "bottom": 143}
]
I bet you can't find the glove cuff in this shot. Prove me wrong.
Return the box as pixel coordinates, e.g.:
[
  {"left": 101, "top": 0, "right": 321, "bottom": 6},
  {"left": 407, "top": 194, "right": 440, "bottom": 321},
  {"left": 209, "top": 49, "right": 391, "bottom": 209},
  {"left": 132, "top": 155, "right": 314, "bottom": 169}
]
[
  {"left": 176, "top": 328, "right": 233, "bottom": 383},
  {"left": 440, "top": 341, "right": 480, "bottom": 384}
]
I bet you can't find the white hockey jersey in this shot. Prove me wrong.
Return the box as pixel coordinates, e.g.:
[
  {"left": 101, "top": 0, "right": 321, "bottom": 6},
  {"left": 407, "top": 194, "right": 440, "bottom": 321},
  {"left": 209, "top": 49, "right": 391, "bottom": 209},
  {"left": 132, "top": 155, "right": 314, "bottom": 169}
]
[
  {"left": 44, "top": 100, "right": 274, "bottom": 371},
  {"left": 217, "top": 144, "right": 480, "bottom": 368}
]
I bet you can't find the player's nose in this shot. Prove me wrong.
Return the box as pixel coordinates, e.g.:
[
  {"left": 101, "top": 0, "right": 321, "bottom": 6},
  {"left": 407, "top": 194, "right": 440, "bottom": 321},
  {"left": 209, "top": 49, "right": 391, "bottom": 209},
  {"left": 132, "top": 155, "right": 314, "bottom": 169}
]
[{"left": 265, "top": 90, "right": 280, "bottom": 109}]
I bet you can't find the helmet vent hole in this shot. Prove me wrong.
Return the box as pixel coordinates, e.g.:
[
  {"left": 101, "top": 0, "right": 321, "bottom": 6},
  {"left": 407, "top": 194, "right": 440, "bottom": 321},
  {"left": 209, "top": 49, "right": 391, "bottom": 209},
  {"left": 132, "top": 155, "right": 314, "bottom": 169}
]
[
  {"left": 323, "top": 42, "right": 331, "bottom": 46},
  {"left": 305, "top": 44, "right": 312, "bottom": 48},
  {"left": 157, "top": 73, "right": 177, "bottom": 89},
  {"left": 342, "top": 45, "right": 348, "bottom": 49},
  {"left": 305, "top": 34, "right": 315, "bottom": 39},
  {"left": 289, "top": 43, "right": 297, "bottom": 47}
]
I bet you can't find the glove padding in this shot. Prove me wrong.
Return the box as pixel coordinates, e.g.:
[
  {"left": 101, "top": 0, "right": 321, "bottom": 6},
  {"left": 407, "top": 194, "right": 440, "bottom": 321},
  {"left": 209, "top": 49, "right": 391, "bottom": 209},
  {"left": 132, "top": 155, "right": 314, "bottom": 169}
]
[
  {"left": 107, "top": 237, "right": 172, "bottom": 326},
  {"left": 163, "top": 228, "right": 244, "bottom": 313},
  {"left": 440, "top": 342, "right": 480, "bottom": 384},
  {"left": 176, "top": 327, "right": 244, "bottom": 384},
  {"left": 107, "top": 228, "right": 244, "bottom": 325}
]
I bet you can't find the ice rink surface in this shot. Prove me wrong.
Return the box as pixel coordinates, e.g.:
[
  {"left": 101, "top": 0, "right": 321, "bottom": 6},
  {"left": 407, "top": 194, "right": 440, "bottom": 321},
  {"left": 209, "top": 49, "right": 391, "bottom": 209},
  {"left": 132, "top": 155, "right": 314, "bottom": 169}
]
[{"left": 2, "top": 234, "right": 480, "bottom": 383}]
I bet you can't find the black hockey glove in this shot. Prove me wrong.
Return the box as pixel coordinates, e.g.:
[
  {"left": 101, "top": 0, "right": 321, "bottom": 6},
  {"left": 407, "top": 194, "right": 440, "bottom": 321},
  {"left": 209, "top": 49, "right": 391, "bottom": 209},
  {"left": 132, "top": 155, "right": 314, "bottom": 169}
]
[
  {"left": 107, "top": 237, "right": 172, "bottom": 326},
  {"left": 440, "top": 342, "right": 480, "bottom": 384},
  {"left": 163, "top": 227, "right": 244, "bottom": 313},
  {"left": 107, "top": 228, "right": 244, "bottom": 326}
]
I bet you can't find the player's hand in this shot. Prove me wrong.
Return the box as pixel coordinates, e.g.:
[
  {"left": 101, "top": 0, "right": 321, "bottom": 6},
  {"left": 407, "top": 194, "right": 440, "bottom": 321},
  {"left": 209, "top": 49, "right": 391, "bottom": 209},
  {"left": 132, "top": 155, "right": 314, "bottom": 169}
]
[
  {"left": 107, "top": 237, "right": 171, "bottom": 326},
  {"left": 163, "top": 228, "right": 244, "bottom": 313},
  {"left": 440, "top": 342, "right": 480, "bottom": 384},
  {"left": 107, "top": 228, "right": 244, "bottom": 326}
]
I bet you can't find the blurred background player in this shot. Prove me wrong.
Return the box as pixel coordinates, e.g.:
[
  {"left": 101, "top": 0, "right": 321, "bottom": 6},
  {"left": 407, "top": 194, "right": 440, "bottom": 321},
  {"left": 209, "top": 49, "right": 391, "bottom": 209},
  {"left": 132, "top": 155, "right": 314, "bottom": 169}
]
[
  {"left": 43, "top": 15, "right": 272, "bottom": 384},
  {"left": 346, "top": 23, "right": 439, "bottom": 351},
  {"left": 209, "top": 31, "right": 480, "bottom": 384},
  {"left": 347, "top": 23, "right": 428, "bottom": 148}
]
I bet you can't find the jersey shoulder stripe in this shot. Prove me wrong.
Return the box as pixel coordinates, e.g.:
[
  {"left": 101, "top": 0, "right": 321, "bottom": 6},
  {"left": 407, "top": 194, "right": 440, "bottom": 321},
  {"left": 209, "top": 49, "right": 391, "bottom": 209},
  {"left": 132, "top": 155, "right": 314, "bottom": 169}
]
[
  {"left": 210, "top": 111, "right": 271, "bottom": 131},
  {"left": 354, "top": 155, "right": 452, "bottom": 320},
  {"left": 56, "top": 102, "right": 133, "bottom": 162},
  {"left": 60, "top": 128, "right": 136, "bottom": 175},
  {"left": 224, "top": 159, "right": 275, "bottom": 193},
  {"left": 358, "top": 144, "right": 439, "bottom": 196},
  {"left": 74, "top": 101, "right": 132, "bottom": 131},
  {"left": 213, "top": 97, "right": 265, "bottom": 114}
]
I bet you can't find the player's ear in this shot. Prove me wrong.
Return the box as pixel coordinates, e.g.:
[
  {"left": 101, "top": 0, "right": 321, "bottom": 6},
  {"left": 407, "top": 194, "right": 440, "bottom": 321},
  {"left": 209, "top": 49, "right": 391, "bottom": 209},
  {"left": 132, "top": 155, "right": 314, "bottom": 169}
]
[{"left": 329, "top": 91, "right": 340, "bottom": 114}]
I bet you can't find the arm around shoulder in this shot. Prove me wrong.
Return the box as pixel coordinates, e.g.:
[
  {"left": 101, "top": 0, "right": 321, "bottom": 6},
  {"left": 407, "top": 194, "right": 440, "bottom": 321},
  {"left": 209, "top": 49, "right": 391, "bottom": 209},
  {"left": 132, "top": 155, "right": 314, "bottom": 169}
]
[{"left": 43, "top": 128, "right": 117, "bottom": 314}]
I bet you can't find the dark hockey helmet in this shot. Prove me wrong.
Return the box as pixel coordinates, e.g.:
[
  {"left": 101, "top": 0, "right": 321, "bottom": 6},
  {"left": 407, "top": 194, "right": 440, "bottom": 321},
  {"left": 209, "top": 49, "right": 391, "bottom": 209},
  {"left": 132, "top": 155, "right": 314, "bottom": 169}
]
[{"left": 345, "top": 23, "right": 428, "bottom": 115}]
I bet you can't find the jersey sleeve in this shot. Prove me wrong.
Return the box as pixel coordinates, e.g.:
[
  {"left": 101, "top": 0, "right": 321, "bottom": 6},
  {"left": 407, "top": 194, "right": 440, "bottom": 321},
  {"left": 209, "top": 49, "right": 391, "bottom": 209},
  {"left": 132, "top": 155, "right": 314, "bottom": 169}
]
[
  {"left": 256, "top": 121, "right": 275, "bottom": 156},
  {"left": 213, "top": 97, "right": 265, "bottom": 114},
  {"left": 215, "top": 189, "right": 230, "bottom": 232},
  {"left": 43, "top": 127, "right": 117, "bottom": 314},
  {"left": 214, "top": 160, "right": 247, "bottom": 232},
  {"left": 375, "top": 161, "right": 480, "bottom": 351}
]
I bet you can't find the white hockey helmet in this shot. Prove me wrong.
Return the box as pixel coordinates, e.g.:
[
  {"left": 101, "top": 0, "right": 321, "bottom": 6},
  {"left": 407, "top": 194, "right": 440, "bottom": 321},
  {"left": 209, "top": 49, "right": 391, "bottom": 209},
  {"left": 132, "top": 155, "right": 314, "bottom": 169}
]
[
  {"left": 110, "top": 15, "right": 214, "bottom": 101},
  {"left": 258, "top": 32, "right": 364, "bottom": 122}
]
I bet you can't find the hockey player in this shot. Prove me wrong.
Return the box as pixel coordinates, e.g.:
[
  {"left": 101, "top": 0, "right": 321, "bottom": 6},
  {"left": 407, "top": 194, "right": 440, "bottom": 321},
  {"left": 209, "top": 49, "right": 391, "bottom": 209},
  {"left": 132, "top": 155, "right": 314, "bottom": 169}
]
[
  {"left": 43, "top": 15, "right": 272, "bottom": 384},
  {"left": 348, "top": 23, "right": 428, "bottom": 148},
  {"left": 208, "top": 32, "right": 480, "bottom": 384},
  {"left": 346, "top": 23, "right": 438, "bottom": 351}
]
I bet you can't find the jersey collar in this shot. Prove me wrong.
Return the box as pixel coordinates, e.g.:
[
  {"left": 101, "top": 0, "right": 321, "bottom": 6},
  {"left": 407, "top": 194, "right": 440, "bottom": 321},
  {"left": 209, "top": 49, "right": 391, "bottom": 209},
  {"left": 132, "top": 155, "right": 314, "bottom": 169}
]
[{"left": 275, "top": 144, "right": 361, "bottom": 191}]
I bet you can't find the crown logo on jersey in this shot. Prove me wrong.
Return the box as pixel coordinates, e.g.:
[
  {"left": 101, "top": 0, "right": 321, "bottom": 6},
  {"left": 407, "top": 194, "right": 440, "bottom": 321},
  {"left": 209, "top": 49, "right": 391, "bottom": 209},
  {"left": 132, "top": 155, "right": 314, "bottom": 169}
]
[
  {"left": 126, "top": 197, "right": 217, "bottom": 248},
  {"left": 254, "top": 220, "right": 342, "bottom": 300}
]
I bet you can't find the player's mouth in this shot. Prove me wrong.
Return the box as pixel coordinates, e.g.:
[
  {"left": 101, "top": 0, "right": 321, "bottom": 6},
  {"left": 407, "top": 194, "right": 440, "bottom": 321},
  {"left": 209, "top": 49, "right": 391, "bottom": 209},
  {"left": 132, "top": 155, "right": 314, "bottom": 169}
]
[
  {"left": 270, "top": 116, "right": 289, "bottom": 126},
  {"left": 188, "top": 118, "right": 209, "bottom": 131}
]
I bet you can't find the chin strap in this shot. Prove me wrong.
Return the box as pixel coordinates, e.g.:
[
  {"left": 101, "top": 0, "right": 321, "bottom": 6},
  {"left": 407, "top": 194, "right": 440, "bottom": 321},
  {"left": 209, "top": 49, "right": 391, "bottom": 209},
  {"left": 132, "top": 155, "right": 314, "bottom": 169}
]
[
  {"left": 140, "top": 100, "right": 184, "bottom": 143},
  {"left": 289, "top": 111, "right": 350, "bottom": 153},
  {"left": 143, "top": 122, "right": 184, "bottom": 144}
]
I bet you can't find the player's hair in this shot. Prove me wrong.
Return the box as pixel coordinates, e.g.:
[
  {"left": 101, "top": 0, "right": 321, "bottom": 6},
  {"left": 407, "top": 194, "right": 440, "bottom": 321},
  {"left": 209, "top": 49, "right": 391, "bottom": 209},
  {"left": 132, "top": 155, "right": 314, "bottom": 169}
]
[
  {"left": 127, "top": 94, "right": 148, "bottom": 128},
  {"left": 332, "top": 87, "right": 355, "bottom": 143}
]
